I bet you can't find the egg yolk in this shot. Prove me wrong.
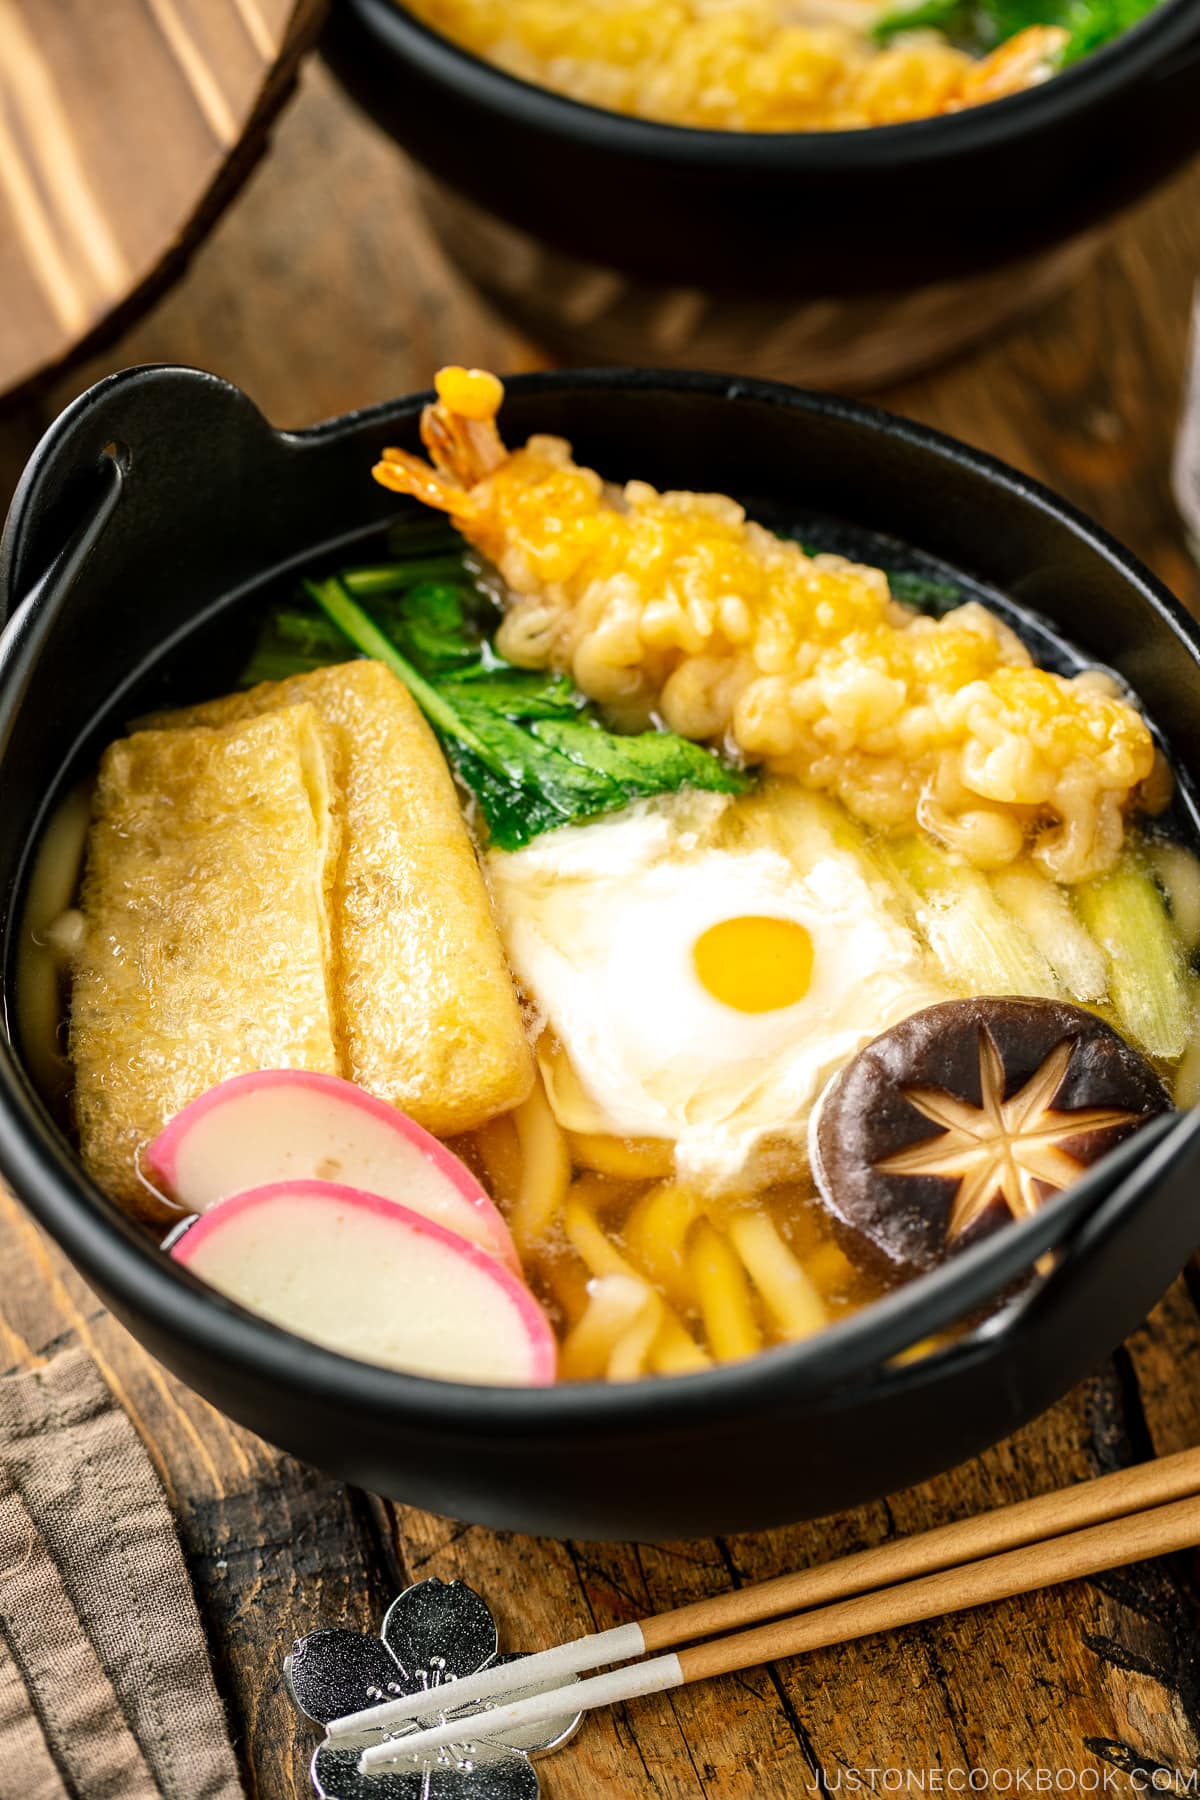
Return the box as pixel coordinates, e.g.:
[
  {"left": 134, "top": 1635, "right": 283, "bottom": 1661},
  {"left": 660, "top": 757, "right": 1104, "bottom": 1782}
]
[{"left": 693, "top": 915, "right": 814, "bottom": 1013}]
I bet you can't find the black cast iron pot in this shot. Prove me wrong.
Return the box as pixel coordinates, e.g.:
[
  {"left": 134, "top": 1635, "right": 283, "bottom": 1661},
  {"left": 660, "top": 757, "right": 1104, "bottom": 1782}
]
[
  {"left": 3, "top": 366, "right": 1200, "bottom": 1541},
  {"left": 323, "top": 0, "right": 1200, "bottom": 296}
]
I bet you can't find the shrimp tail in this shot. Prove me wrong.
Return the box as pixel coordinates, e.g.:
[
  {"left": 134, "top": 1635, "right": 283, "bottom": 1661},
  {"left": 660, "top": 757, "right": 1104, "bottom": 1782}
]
[
  {"left": 372, "top": 366, "right": 510, "bottom": 517},
  {"left": 953, "top": 24, "right": 1068, "bottom": 106},
  {"left": 373, "top": 447, "right": 475, "bottom": 517}
]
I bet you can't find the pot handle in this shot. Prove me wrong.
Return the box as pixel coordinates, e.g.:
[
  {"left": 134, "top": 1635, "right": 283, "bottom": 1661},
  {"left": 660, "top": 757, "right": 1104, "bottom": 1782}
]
[
  {"left": 788, "top": 1108, "right": 1200, "bottom": 1382},
  {"left": 0, "top": 442, "right": 125, "bottom": 637},
  {"left": 0, "top": 365, "right": 282, "bottom": 638}
]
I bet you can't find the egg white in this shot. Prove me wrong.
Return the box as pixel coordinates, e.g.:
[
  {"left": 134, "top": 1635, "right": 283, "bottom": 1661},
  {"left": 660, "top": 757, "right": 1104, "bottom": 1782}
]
[{"left": 488, "top": 792, "right": 948, "bottom": 1193}]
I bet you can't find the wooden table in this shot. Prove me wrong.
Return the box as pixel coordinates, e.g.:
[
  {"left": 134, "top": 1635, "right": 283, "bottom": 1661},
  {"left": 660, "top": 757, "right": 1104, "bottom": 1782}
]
[{"left": 3, "top": 54, "right": 1200, "bottom": 1800}]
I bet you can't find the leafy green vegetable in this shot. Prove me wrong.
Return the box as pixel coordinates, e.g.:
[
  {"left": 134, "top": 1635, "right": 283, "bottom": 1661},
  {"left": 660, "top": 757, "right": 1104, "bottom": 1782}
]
[
  {"left": 440, "top": 715, "right": 752, "bottom": 854},
  {"left": 241, "top": 521, "right": 498, "bottom": 688},
  {"left": 887, "top": 570, "right": 965, "bottom": 616},
  {"left": 870, "top": 0, "right": 1158, "bottom": 60},
  {"left": 342, "top": 558, "right": 474, "bottom": 596},
  {"left": 305, "top": 576, "right": 513, "bottom": 776},
  {"left": 442, "top": 667, "right": 581, "bottom": 716},
  {"left": 238, "top": 604, "right": 356, "bottom": 683},
  {"left": 872, "top": 0, "right": 970, "bottom": 42},
  {"left": 242, "top": 581, "right": 494, "bottom": 686},
  {"left": 1056, "top": 0, "right": 1161, "bottom": 60},
  {"left": 384, "top": 583, "right": 495, "bottom": 674},
  {"left": 244, "top": 556, "right": 753, "bottom": 853}
]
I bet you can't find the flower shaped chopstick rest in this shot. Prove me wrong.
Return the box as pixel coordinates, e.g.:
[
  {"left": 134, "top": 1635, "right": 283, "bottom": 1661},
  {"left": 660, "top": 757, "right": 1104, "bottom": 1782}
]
[{"left": 285, "top": 1578, "right": 583, "bottom": 1798}]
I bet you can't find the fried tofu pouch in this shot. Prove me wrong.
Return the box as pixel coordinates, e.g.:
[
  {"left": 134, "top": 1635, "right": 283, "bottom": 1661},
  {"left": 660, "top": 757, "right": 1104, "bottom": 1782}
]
[
  {"left": 72, "top": 704, "right": 340, "bottom": 1220},
  {"left": 153, "top": 659, "right": 534, "bottom": 1138}
]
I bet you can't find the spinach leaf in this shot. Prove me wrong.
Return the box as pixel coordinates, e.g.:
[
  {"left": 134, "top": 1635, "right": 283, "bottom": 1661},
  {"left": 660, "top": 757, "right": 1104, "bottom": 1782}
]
[
  {"left": 870, "top": 0, "right": 1157, "bottom": 58},
  {"left": 528, "top": 715, "right": 754, "bottom": 804},
  {"left": 887, "top": 570, "right": 966, "bottom": 616},
  {"left": 872, "top": 0, "right": 973, "bottom": 42},
  {"left": 441, "top": 667, "right": 583, "bottom": 718},
  {"left": 240, "top": 535, "right": 499, "bottom": 688},
  {"left": 384, "top": 582, "right": 494, "bottom": 674},
  {"left": 1058, "top": 0, "right": 1160, "bottom": 59}
]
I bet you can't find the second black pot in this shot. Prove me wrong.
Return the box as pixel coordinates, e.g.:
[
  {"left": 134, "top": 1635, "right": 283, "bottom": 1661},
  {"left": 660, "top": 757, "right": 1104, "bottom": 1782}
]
[{"left": 324, "top": 0, "right": 1200, "bottom": 297}]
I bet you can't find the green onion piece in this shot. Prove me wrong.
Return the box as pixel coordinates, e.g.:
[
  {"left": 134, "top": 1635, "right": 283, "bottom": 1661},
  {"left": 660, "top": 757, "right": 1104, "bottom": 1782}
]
[
  {"left": 990, "top": 866, "right": 1109, "bottom": 1004},
  {"left": 879, "top": 836, "right": 1060, "bottom": 998},
  {"left": 1077, "top": 856, "right": 1195, "bottom": 1061}
]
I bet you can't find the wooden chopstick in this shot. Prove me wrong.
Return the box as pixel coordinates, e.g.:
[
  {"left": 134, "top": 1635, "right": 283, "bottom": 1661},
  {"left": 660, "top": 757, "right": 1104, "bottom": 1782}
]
[
  {"left": 643, "top": 1441, "right": 1200, "bottom": 1651},
  {"left": 330, "top": 1443, "right": 1200, "bottom": 1742},
  {"left": 678, "top": 1489, "right": 1200, "bottom": 1680},
  {"left": 363, "top": 1489, "right": 1200, "bottom": 1769}
]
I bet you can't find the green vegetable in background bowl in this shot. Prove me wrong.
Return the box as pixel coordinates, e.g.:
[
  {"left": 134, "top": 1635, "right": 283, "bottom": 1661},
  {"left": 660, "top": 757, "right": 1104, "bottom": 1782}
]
[{"left": 872, "top": 0, "right": 1161, "bottom": 64}]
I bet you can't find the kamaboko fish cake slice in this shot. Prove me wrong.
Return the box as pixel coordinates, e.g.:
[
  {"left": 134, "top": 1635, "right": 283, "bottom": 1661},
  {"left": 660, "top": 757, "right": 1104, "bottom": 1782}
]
[
  {"left": 71, "top": 703, "right": 341, "bottom": 1220},
  {"left": 152, "top": 660, "right": 534, "bottom": 1136}
]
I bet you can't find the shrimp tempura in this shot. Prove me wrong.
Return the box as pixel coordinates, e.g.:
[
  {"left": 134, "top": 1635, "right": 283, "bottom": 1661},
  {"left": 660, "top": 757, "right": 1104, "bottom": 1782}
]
[{"left": 373, "top": 368, "right": 1157, "bottom": 883}]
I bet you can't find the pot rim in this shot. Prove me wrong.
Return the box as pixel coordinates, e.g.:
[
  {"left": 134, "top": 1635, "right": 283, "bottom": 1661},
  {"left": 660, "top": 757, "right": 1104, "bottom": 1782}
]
[
  {"left": 3, "top": 361, "right": 1199, "bottom": 1440},
  {"left": 334, "top": 0, "right": 1199, "bottom": 169}
]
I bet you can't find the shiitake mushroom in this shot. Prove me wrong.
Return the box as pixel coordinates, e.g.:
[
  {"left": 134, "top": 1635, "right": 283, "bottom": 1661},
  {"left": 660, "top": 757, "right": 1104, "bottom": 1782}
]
[{"left": 810, "top": 997, "right": 1171, "bottom": 1286}]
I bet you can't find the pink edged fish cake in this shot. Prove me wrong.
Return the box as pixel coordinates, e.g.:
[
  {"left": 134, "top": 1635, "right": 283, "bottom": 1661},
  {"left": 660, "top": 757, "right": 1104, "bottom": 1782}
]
[
  {"left": 170, "top": 1180, "right": 557, "bottom": 1385},
  {"left": 147, "top": 1069, "right": 518, "bottom": 1270}
]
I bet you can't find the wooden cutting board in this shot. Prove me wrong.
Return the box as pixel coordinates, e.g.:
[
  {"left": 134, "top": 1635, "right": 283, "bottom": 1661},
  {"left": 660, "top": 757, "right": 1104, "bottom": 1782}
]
[{"left": 0, "top": 0, "right": 324, "bottom": 402}]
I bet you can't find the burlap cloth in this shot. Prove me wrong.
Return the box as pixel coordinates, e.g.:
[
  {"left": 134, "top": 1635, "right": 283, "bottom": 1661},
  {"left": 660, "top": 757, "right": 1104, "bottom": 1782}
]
[{"left": 0, "top": 1346, "right": 244, "bottom": 1799}]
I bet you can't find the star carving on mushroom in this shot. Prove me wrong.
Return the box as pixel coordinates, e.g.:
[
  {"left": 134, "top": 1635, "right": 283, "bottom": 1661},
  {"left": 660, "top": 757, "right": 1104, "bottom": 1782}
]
[
  {"left": 876, "top": 1029, "right": 1145, "bottom": 1243},
  {"left": 812, "top": 999, "right": 1171, "bottom": 1286}
]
